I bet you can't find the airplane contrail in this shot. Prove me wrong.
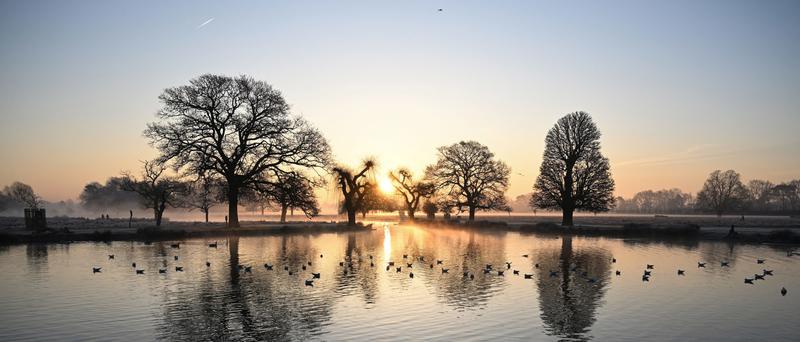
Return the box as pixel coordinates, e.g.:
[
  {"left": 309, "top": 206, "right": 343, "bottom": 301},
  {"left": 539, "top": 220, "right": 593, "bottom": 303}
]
[{"left": 197, "top": 17, "right": 215, "bottom": 29}]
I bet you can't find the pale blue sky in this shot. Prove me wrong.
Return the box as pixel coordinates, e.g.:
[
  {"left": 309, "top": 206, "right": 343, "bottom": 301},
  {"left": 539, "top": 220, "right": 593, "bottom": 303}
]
[{"left": 1, "top": 0, "right": 799, "bottom": 202}]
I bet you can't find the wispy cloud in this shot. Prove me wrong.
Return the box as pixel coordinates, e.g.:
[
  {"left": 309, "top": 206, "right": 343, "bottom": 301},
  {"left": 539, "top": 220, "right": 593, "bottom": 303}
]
[{"left": 197, "top": 17, "right": 215, "bottom": 29}]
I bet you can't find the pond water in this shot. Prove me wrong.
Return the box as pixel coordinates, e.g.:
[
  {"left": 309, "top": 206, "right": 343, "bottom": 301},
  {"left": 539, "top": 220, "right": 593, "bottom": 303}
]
[{"left": 0, "top": 223, "right": 798, "bottom": 341}]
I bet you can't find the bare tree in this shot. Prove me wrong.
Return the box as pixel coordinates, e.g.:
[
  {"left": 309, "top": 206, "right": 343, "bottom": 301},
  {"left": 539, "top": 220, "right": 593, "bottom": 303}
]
[
  {"left": 530, "top": 112, "right": 615, "bottom": 226},
  {"left": 266, "top": 172, "right": 320, "bottom": 223},
  {"left": 121, "top": 161, "right": 187, "bottom": 227},
  {"left": 332, "top": 159, "right": 374, "bottom": 225},
  {"left": 389, "top": 168, "right": 434, "bottom": 219},
  {"left": 183, "top": 173, "right": 221, "bottom": 223},
  {"left": 144, "top": 74, "right": 331, "bottom": 227},
  {"left": 747, "top": 179, "right": 774, "bottom": 212},
  {"left": 426, "top": 141, "right": 511, "bottom": 221},
  {"left": 3, "top": 181, "right": 42, "bottom": 209},
  {"left": 695, "top": 169, "right": 749, "bottom": 216},
  {"left": 422, "top": 200, "right": 438, "bottom": 219}
]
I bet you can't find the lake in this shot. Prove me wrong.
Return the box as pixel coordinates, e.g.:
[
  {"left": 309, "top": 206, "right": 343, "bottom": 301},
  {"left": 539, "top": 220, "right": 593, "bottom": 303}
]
[{"left": 0, "top": 223, "right": 798, "bottom": 341}]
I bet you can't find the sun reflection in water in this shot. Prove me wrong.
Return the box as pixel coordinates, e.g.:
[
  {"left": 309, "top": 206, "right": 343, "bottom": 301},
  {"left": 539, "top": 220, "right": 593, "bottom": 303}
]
[{"left": 383, "top": 223, "right": 392, "bottom": 261}]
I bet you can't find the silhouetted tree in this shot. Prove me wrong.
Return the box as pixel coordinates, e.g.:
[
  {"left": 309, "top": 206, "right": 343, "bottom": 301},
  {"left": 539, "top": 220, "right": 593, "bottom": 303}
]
[
  {"left": 3, "top": 182, "right": 41, "bottom": 209},
  {"left": 389, "top": 168, "right": 435, "bottom": 219},
  {"left": 356, "top": 185, "right": 397, "bottom": 218},
  {"left": 183, "top": 173, "right": 221, "bottom": 223},
  {"left": 530, "top": 112, "right": 615, "bottom": 226},
  {"left": 695, "top": 170, "right": 748, "bottom": 216},
  {"left": 332, "top": 159, "right": 375, "bottom": 225},
  {"left": 746, "top": 179, "right": 774, "bottom": 212},
  {"left": 422, "top": 200, "right": 438, "bottom": 219},
  {"left": 266, "top": 172, "right": 320, "bottom": 223},
  {"left": 144, "top": 74, "right": 331, "bottom": 227},
  {"left": 426, "top": 141, "right": 511, "bottom": 221},
  {"left": 121, "top": 161, "right": 187, "bottom": 227},
  {"left": 771, "top": 181, "right": 800, "bottom": 212}
]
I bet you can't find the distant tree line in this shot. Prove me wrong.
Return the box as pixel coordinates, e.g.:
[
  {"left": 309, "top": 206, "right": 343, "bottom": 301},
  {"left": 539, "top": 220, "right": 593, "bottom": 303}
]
[{"left": 614, "top": 171, "right": 800, "bottom": 216}]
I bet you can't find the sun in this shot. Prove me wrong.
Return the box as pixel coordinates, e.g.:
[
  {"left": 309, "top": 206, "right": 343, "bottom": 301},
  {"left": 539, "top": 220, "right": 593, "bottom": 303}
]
[{"left": 378, "top": 176, "right": 395, "bottom": 194}]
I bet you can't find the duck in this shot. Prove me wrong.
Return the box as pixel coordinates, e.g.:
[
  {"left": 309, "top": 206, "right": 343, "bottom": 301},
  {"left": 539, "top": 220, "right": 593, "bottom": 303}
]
[
  {"left": 388, "top": 261, "right": 395, "bottom": 266},
  {"left": 485, "top": 264, "right": 492, "bottom": 270},
  {"left": 132, "top": 262, "right": 136, "bottom": 268},
  {"left": 437, "top": 260, "right": 443, "bottom": 265},
  {"left": 284, "top": 266, "right": 289, "bottom": 271},
  {"left": 307, "top": 261, "right": 312, "bottom": 266},
  {"left": 646, "top": 264, "right": 654, "bottom": 269},
  {"left": 136, "top": 269, "right": 145, "bottom": 274},
  {"left": 497, "top": 270, "right": 504, "bottom": 276},
  {"left": 174, "top": 256, "right": 179, "bottom": 261},
  {"left": 386, "top": 265, "right": 390, "bottom": 271},
  {"left": 754, "top": 274, "right": 765, "bottom": 280},
  {"left": 407, "top": 263, "right": 413, "bottom": 268},
  {"left": 419, "top": 256, "right": 425, "bottom": 261},
  {"left": 159, "top": 269, "right": 166, "bottom": 274},
  {"left": 302, "top": 265, "right": 306, "bottom": 270},
  {"left": 522, "top": 254, "right": 529, "bottom": 258},
  {"left": 615, "top": 270, "right": 621, "bottom": 276},
  {"left": 698, "top": 262, "right": 706, "bottom": 268},
  {"left": 612, "top": 258, "right": 616, "bottom": 263},
  {"left": 175, "top": 266, "right": 183, "bottom": 272},
  {"left": 677, "top": 269, "right": 685, "bottom": 275},
  {"left": 403, "top": 254, "right": 408, "bottom": 259},
  {"left": 92, "top": 267, "right": 102, "bottom": 273},
  {"left": 208, "top": 242, "right": 218, "bottom": 248},
  {"left": 643, "top": 270, "right": 652, "bottom": 276},
  {"left": 368, "top": 255, "right": 373, "bottom": 260},
  {"left": 781, "top": 287, "right": 787, "bottom": 296},
  {"left": 483, "top": 269, "right": 491, "bottom": 274},
  {"left": 505, "top": 261, "right": 512, "bottom": 268},
  {"left": 339, "top": 262, "right": 345, "bottom": 266},
  {"left": 721, "top": 261, "right": 730, "bottom": 267},
  {"left": 108, "top": 255, "right": 115, "bottom": 260},
  {"left": 409, "top": 272, "right": 414, "bottom": 278},
  {"left": 305, "top": 279, "right": 314, "bottom": 286},
  {"left": 430, "top": 264, "right": 434, "bottom": 269},
  {"left": 534, "top": 263, "right": 540, "bottom": 269},
  {"left": 744, "top": 277, "right": 754, "bottom": 284},
  {"left": 441, "top": 268, "right": 449, "bottom": 273},
  {"left": 524, "top": 274, "right": 533, "bottom": 279},
  {"left": 370, "top": 262, "right": 374, "bottom": 267},
  {"left": 463, "top": 271, "right": 470, "bottom": 277},
  {"left": 244, "top": 266, "right": 252, "bottom": 273},
  {"left": 320, "top": 254, "right": 324, "bottom": 258},
  {"left": 513, "top": 270, "right": 520, "bottom": 275},
  {"left": 642, "top": 275, "right": 650, "bottom": 282},
  {"left": 312, "top": 272, "right": 320, "bottom": 279},
  {"left": 757, "top": 259, "right": 765, "bottom": 264},
  {"left": 265, "top": 264, "right": 273, "bottom": 270},
  {"left": 206, "top": 262, "right": 211, "bottom": 267},
  {"left": 288, "top": 270, "right": 294, "bottom": 275},
  {"left": 549, "top": 271, "right": 558, "bottom": 277},
  {"left": 470, "top": 274, "right": 475, "bottom": 280},
  {"left": 763, "top": 269, "right": 773, "bottom": 276},
  {"left": 396, "top": 267, "right": 402, "bottom": 272},
  {"left": 170, "top": 243, "right": 180, "bottom": 249}
]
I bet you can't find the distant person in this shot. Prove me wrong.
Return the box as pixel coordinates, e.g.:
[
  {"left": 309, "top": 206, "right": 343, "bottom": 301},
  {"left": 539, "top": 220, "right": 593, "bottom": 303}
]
[
  {"left": 129, "top": 210, "right": 133, "bottom": 228},
  {"left": 728, "top": 224, "right": 737, "bottom": 238},
  {"left": 741, "top": 215, "right": 745, "bottom": 221}
]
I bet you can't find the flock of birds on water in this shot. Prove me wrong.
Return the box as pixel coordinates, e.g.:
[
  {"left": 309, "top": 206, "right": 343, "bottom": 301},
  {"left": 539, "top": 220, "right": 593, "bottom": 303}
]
[{"left": 90, "top": 240, "right": 796, "bottom": 297}]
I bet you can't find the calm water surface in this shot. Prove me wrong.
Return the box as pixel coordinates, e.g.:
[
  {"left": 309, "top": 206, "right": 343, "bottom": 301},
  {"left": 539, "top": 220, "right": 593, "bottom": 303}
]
[{"left": 0, "top": 223, "right": 798, "bottom": 341}]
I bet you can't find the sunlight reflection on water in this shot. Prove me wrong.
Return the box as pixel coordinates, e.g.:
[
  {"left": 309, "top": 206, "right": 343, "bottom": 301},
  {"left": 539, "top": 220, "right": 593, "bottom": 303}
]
[{"left": 0, "top": 223, "right": 798, "bottom": 341}]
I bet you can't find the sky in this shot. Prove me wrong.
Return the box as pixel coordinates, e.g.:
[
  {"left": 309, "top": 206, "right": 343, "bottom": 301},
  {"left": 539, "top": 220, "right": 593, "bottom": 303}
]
[{"left": 1, "top": 0, "right": 799, "bottom": 206}]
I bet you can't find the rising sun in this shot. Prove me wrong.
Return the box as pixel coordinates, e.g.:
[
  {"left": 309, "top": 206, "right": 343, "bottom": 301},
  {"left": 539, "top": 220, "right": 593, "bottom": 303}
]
[{"left": 378, "top": 176, "right": 395, "bottom": 194}]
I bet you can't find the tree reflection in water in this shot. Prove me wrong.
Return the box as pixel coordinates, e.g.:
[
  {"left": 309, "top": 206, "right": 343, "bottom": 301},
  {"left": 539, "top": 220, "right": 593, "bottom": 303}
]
[{"left": 536, "top": 237, "right": 611, "bottom": 341}]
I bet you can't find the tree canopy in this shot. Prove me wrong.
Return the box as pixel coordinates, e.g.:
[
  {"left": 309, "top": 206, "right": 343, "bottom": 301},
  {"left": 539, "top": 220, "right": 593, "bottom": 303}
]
[
  {"left": 695, "top": 169, "right": 749, "bottom": 216},
  {"left": 530, "top": 111, "right": 615, "bottom": 226},
  {"left": 144, "top": 74, "right": 330, "bottom": 227}
]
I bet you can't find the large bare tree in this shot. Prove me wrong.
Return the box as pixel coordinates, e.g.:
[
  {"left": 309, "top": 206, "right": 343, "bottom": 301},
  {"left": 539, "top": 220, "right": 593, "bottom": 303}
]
[
  {"left": 332, "top": 160, "right": 374, "bottom": 225},
  {"left": 389, "top": 168, "right": 434, "bottom": 219},
  {"left": 426, "top": 141, "right": 511, "bottom": 221},
  {"left": 3, "top": 182, "right": 42, "bottom": 209},
  {"left": 121, "top": 160, "right": 187, "bottom": 227},
  {"left": 144, "top": 74, "right": 330, "bottom": 227},
  {"left": 530, "top": 112, "right": 615, "bottom": 226},
  {"left": 696, "top": 169, "right": 748, "bottom": 216}
]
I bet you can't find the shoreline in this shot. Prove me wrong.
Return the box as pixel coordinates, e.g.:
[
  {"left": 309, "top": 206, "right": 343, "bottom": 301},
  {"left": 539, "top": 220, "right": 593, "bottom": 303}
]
[{"left": 2, "top": 215, "right": 800, "bottom": 245}]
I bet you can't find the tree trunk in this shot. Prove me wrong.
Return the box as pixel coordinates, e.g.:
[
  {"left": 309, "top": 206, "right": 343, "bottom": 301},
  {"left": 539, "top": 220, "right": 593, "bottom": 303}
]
[
  {"left": 204, "top": 209, "right": 209, "bottom": 223},
  {"left": 407, "top": 208, "right": 415, "bottom": 220},
  {"left": 468, "top": 206, "right": 476, "bottom": 221},
  {"left": 562, "top": 207, "right": 574, "bottom": 226},
  {"left": 280, "top": 204, "right": 288, "bottom": 223},
  {"left": 347, "top": 209, "right": 357, "bottom": 226},
  {"left": 227, "top": 184, "right": 240, "bottom": 228}
]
